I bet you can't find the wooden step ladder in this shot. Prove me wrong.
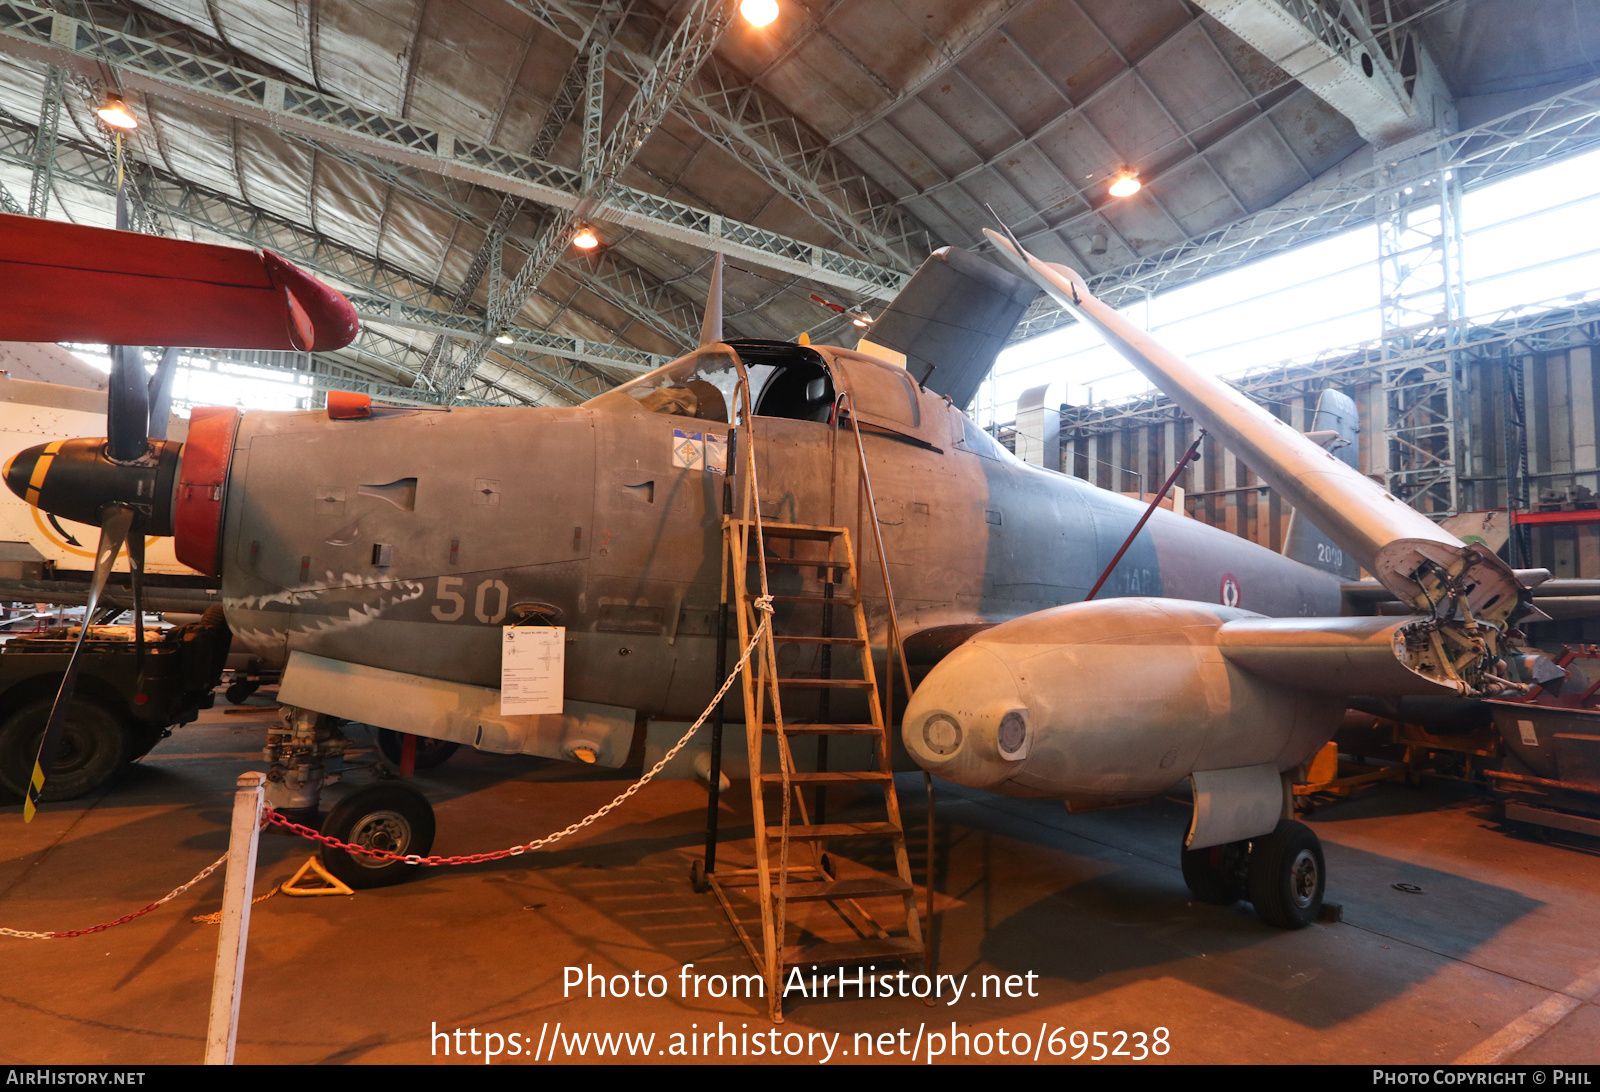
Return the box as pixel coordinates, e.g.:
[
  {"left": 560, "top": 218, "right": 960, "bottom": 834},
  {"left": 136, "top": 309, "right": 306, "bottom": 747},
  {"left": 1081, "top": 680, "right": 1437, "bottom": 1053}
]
[{"left": 708, "top": 514, "right": 924, "bottom": 1020}]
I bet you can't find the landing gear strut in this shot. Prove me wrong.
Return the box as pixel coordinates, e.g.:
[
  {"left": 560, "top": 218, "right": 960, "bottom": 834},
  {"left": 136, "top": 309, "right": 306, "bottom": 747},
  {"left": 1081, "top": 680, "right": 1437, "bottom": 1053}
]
[{"left": 1181, "top": 819, "right": 1325, "bottom": 929}]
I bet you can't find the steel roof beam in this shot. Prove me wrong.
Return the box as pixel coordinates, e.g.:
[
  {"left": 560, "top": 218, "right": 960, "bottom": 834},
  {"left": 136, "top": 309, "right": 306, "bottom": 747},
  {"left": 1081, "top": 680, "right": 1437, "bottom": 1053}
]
[
  {"left": 0, "top": 108, "right": 662, "bottom": 397},
  {"left": 1192, "top": 0, "right": 1451, "bottom": 147},
  {"left": 0, "top": 0, "right": 905, "bottom": 300},
  {"left": 503, "top": 0, "right": 933, "bottom": 274},
  {"left": 433, "top": 0, "right": 739, "bottom": 399},
  {"left": 1010, "top": 77, "right": 1600, "bottom": 344}
]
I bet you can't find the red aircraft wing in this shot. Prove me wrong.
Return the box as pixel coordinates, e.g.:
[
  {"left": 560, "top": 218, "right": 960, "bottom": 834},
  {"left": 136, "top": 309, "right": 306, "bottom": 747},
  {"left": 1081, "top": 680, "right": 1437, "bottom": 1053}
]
[{"left": 0, "top": 212, "right": 359, "bottom": 351}]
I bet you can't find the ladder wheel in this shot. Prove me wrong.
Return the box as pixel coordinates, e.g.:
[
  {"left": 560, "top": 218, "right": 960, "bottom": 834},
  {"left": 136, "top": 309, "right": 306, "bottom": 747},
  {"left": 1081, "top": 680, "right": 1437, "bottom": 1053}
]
[{"left": 689, "top": 858, "right": 711, "bottom": 894}]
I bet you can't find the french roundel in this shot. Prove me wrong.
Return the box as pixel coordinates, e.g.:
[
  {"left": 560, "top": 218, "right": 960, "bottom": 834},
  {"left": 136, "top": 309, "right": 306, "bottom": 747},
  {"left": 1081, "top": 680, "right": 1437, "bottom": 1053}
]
[{"left": 1220, "top": 573, "right": 1241, "bottom": 608}]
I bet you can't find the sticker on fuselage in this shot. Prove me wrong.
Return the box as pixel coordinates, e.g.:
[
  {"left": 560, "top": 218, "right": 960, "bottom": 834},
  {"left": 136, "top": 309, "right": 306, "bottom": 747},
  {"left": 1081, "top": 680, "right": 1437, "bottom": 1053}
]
[
  {"left": 671, "top": 428, "right": 727, "bottom": 474},
  {"left": 1221, "top": 573, "right": 1242, "bottom": 608}
]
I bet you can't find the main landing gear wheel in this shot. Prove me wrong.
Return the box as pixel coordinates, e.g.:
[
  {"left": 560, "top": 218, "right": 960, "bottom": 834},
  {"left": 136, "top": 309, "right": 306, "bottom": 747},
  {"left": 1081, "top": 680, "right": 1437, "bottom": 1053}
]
[
  {"left": 225, "top": 680, "right": 259, "bottom": 705},
  {"left": 1246, "top": 819, "right": 1325, "bottom": 929},
  {"left": 374, "top": 728, "right": 459, "bottom": 771},
  {"left": 1180, "top": 839, "right": 1247, "bottom": 905},
  {"left": 318, "top": 783, "right": 436, "bottom": 890}
]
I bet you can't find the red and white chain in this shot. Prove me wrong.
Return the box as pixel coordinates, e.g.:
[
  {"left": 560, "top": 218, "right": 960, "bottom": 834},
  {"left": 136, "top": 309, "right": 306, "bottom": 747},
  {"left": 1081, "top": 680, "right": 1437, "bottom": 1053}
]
[
  {"left": 268, "top": 602, "right": 772, "bottom": 864},
  {"left": 1, "top": 851, "right": 229, "bottom": 940},
  {"left": 2, "top": 599, "right": 772, "bottom": 937}
]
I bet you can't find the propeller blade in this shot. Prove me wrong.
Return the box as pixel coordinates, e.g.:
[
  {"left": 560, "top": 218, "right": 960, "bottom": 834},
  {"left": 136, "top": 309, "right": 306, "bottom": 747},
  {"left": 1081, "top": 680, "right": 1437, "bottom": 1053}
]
[
  {"left": 129, "top": 531, "right": 146, "bottom": 686},
  {"left": 698, "top": 252, "right": 724, "bottom": 347},
  {"left": 146, "top": 347, "right": 180, "bottom": 442},
  {"left": 106, "top": 344, "right": 151, "bottom": 463},
  {"left": 23, "top": 506, "right": 135, "bottom": 822}
]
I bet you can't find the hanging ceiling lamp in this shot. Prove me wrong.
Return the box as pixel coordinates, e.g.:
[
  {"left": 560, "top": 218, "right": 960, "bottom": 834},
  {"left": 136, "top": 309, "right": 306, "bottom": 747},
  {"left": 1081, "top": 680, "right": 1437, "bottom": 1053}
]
[
  {"left": 1108, "top": 169, "right": 1141, "bottom": 198},
  {"left": 96, "top": 93, "right": 138, "bottom": 130},
  {"left": 741, "top": 0, "right": 779, "bottom": 27}
]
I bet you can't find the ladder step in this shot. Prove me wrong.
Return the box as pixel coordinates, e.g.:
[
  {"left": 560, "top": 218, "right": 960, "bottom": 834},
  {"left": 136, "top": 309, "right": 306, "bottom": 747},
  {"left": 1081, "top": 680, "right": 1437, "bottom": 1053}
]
[
  {"left": 774, "top": 678, "right": 874, "bottom": 690},
  {"left": 750, "top": 594, "right": 860, "bottom": 606},
  {"left": 728, "top": 520, "right": 848, "bottom": 542},
  {"left": 775, "top": 876, "right": 914, "bottom": 903},
  {"left": 775, "top": 635, "right": 865, "bottom": 647},
  {"left": 769, "top": 822, "right": 900, "bottom": 841},
  {"left": 759, "top": 771, "right": 892, "bottom": 785},
  {"left": 755, "top": 557, "right": 849, "bottom": 570},
  {"left": 782, "top": 936, "right": 922, "bottom": 968},
  {"left": 762, "top": 723, "right": 881, "bottom": 734}
]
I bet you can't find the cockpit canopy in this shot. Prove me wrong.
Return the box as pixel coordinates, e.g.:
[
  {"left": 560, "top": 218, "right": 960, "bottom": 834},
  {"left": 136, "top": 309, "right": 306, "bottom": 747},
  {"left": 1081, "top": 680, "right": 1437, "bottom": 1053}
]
[{"left": 587, "top": 339, "right": 835, "bottom": 424}]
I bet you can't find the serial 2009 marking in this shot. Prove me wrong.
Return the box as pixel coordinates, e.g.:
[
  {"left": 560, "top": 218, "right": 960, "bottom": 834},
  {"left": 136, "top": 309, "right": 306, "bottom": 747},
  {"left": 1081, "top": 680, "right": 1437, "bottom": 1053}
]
[
  {"left": 1316, "top": 542, "right": 1344, "bottom": 567},
  {"left": 431, "top": 576, "right": 511, "bottom": 623}
]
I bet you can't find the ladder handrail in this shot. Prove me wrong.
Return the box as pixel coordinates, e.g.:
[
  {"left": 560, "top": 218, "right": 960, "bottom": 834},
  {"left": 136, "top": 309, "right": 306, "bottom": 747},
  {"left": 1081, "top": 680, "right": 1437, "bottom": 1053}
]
[{"left": 833, "top": 391, "right": 916, "bottom": 701}]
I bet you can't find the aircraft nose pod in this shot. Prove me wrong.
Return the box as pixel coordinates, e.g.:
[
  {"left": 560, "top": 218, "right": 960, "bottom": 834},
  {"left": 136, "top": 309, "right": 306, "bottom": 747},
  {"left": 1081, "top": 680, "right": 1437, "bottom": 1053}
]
[
  {"left": 3, "top": 436, "right": 182, "bottom": 535},
  {"left": 902, "top": 643, "right": 1030, "bottom": 791}
]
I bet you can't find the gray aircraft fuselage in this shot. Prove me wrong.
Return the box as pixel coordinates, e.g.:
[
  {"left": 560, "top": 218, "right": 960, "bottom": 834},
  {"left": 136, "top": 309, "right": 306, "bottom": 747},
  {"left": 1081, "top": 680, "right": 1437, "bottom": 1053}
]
[{"left": 220, "top": 341, "right": 1343, "bottom": 718}]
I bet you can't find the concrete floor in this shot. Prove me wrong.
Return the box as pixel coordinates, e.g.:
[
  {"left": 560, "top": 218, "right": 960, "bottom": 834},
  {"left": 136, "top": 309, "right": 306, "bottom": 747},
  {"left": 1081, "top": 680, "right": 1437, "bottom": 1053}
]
[{"left": 3, "top": 701, "right": 1599, "bottom": 1066}]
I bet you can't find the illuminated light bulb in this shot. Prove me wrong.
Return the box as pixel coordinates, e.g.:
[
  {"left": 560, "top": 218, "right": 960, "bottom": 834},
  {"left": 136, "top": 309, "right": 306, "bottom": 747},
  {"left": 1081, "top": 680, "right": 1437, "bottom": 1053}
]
[
  {"left": 741, "top": 0, "right": 779, "bottom": 26},
  {"left": 494, "top": 332, "right": 514, "bottom": 344},
  {"left": 96, "top": 93, "right": 138, "bottom": 130},
  {"left": 1108, "top": 170, "right": 1141, "bottom": 198},
  {"left": 572, "top": 225, "right": 599, "bottom": 249},
  {"left": 851, "top": 314, "right": 871, "bottom": 328}
]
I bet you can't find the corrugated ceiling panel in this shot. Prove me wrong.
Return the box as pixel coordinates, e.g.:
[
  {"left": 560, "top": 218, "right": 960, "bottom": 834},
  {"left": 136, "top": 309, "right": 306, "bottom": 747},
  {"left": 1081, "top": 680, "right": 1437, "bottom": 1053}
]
[
  {"left": 957, "top": 34, "right": 1066, "bottom": 135},
  {"left": 1203, "top": 115, "right": 1314, "bottom": 211},
  {"left": 312, "top": 0, "right": 423, "bottom": 117},
  {"left": 1153, "top": 156, "right": 1244, "bottom": 236},
  {"left": 1003, "top": 3, "right": 1119, "bottom": 103},
  {"left": 143, "top": 101, "right": 243, "bottom": 199},
  {"left": 1097, "top": 189, "right": 1184, "bottom": 254},
  {"left": 234, "top": 126, "right": 317, "bottom": 227},
  {"left": 1078, "top": 0, "right": 1191, "bottom": 60},
  {"left": 1080, "top": 77, "right": 1186, "bottom": 176},
  {"left": 1138, "top": 23, "right": 1252, "bottom": 139},
  {"left": 405, "top": 2, "right": 529, "bottom": 138},
  {"left": 887, "top": 98, "right": 982, "bottom": 178},
  {"left": 310, "top": 154, "right": 390, "bottom": 252},
  {"left": 1268, "top": 91, "right": 1363, "bottom": 179},
  {"left": 918, "top": 72, "right": 1018, "bottom": 160},
  {"left": 206, "top": 0, "right": 314, "bottom": 83}
]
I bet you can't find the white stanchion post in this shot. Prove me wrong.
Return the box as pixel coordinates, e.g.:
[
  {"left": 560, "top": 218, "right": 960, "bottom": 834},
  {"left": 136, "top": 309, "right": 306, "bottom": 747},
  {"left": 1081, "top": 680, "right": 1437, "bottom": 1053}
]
[{"left": 204, "top": 771, "right": 265, "bottom": 1065}]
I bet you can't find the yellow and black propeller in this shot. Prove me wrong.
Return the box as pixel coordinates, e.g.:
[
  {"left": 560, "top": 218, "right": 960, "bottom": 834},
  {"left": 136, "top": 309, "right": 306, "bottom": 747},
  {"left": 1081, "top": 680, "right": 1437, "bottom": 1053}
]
[{"left": 5, "top": 336, "right": 182, "bottom": 820}]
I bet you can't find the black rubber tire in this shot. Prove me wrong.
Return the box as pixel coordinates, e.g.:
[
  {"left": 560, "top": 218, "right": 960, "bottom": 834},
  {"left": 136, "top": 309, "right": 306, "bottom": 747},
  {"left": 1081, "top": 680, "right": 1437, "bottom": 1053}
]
[
  {"left": 0, "top": 696, "right": 132, "bottom": 802},
  {"left": 1181, "top": 840, "right": 1246, "bottom": 905},
  {"left": 1246, "top": 819, "right": 1325, "bottom": 929},
  {"left": 225, "top": 680, "right": 259, "bottom": 705},
  {"left": 374, "top": 728, "right": 460, "bottom": 771},
  {"left": 689, "top": 858, "right": 710, "bottom": 894},
  {"left": 318, "top": 783, "right": 436, "bottom": 890}
]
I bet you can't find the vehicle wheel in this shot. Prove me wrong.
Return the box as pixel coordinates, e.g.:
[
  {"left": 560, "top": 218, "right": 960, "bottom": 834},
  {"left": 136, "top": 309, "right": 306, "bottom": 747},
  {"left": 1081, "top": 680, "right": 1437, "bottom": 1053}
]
[
  {"left": 318, "top": 783, "right": 436, "bottom": 890},
  {"left": 0, "top": 696, "right": 132, "bottom": 801},
  {"left": 1246, "top": 819, "right": 1325, "bottom": 929},
  {"left": 225, "top": 680, "right": 259, "bottom": 705},
  {"left": 374, "top": 728, "right": 460, "bottom": 771},
  {"left": 1181, "top": 839, "right": 1246, "bottom": 905}
]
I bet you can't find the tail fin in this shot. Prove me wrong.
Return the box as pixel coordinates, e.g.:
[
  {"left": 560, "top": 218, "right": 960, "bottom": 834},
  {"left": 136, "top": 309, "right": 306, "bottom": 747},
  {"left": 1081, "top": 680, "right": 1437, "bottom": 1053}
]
[{"left": 1283, "top": 388, "right": 1361, "bottom": 579}]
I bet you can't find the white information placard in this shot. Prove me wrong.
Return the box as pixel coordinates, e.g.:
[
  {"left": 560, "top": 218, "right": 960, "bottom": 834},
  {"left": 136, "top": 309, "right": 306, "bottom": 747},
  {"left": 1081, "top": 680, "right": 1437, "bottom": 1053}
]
[{"left": 500, "top": 626, "right": 565, "bottom": 715}]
